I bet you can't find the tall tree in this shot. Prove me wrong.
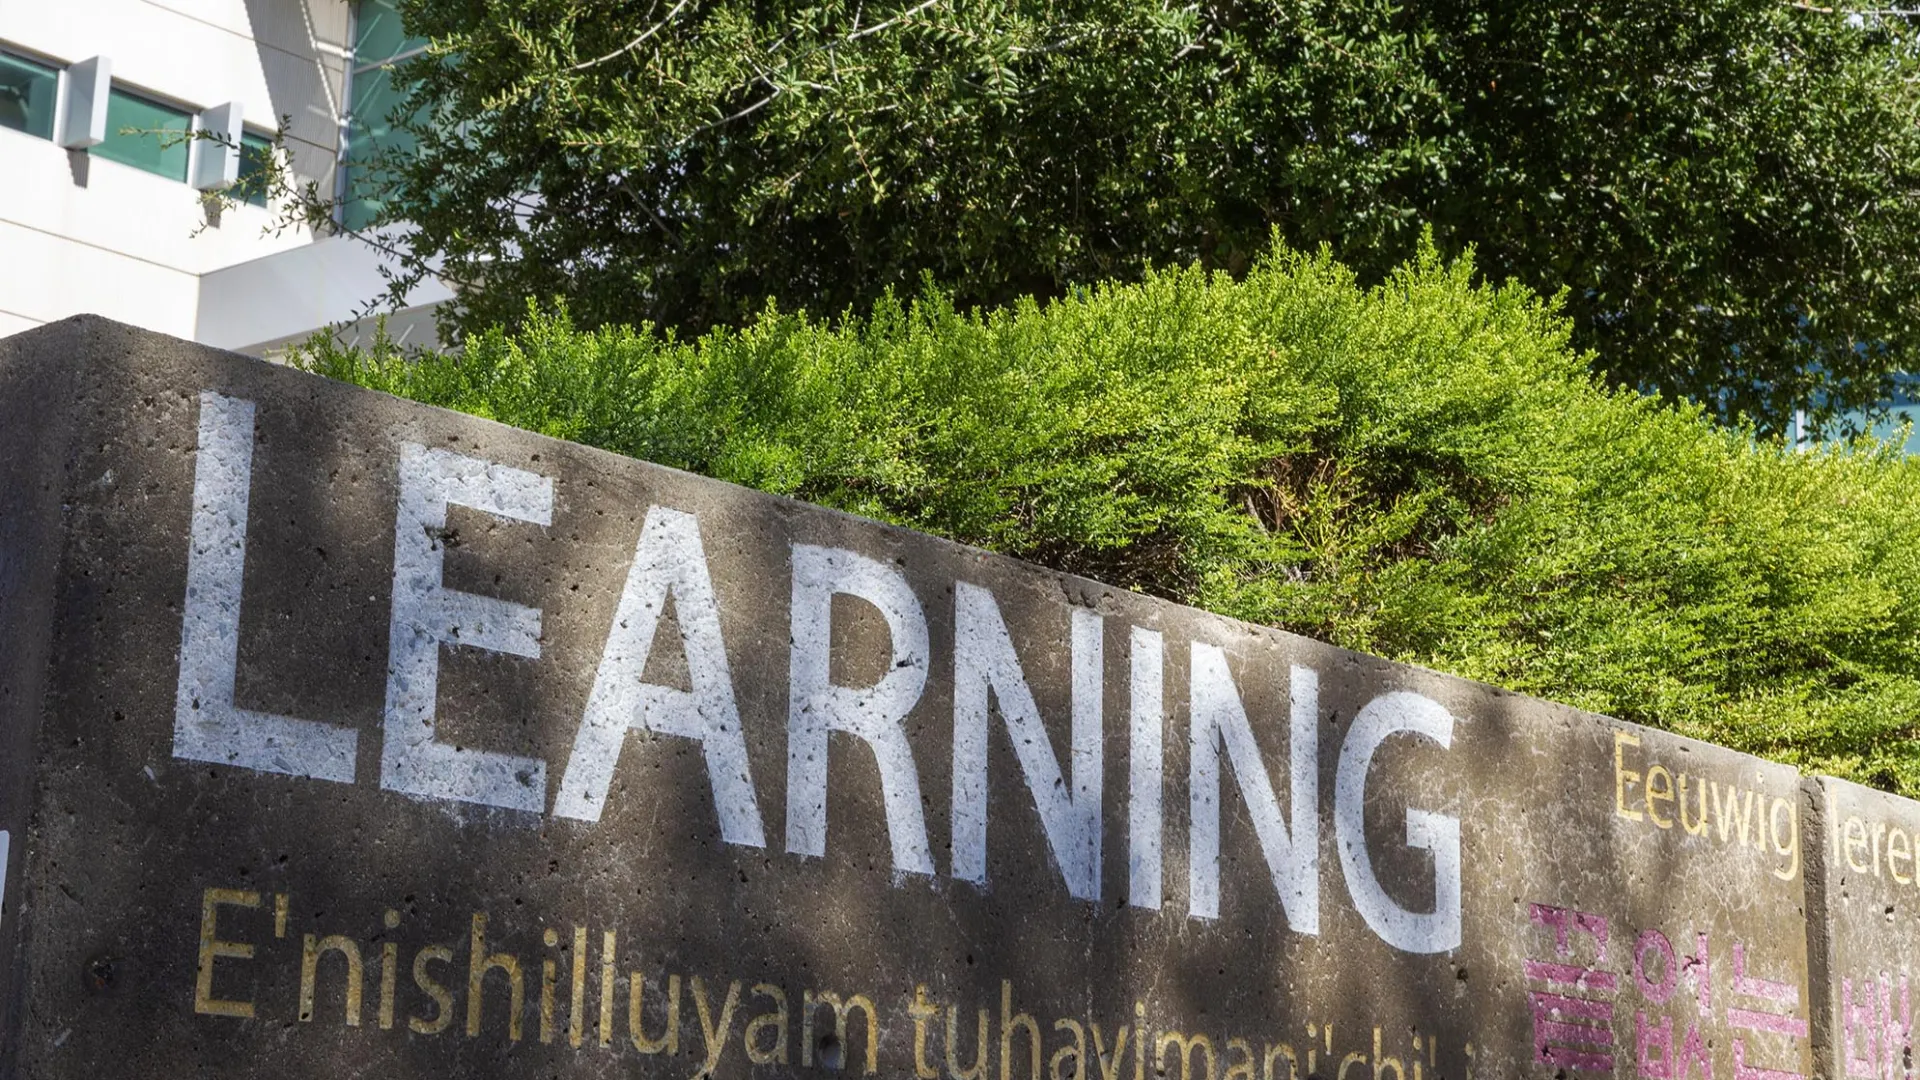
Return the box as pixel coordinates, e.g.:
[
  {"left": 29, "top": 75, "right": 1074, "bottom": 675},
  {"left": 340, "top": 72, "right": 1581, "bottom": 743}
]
[{"left": 354, "top": 0, "right": 1920, "bottom": 432}]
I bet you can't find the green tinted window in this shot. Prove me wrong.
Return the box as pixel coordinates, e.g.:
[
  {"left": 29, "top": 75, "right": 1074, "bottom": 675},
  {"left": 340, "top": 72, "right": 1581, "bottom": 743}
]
[
  {"left": 236, "top": 131, "right": 274, "bottom": 207},
  {"left": 355, "top": 0, "right": 425, "bottom": 66},
  {"left": 349, "top": 63, "right": 404, "bottom": 144},
  {"left": 343, "top": 1, "right": 431, "bottom": 229},
  {"left": 93, "top": 88, "right": 191, "bottom": 180},
  {"left": 339, "top": 165, "right": 381, "bottom": 231},
  {"left": 343, "top": 56, "right": 423, "bottom": 230},
  {"left": 0, "top": 50, "right": 58, "bottom": 140}
]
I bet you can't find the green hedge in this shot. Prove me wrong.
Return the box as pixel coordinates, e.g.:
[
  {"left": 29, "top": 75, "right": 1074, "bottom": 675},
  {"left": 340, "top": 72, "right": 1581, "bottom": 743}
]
[{"left": 293, "top": 244, "right": 1920, "bottom": 793}]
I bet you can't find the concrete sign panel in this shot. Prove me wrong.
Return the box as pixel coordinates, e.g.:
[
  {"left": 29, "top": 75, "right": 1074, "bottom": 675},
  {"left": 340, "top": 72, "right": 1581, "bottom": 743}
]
[
  {"left": 1812, "top": 776, "right": 1920, "bottom": 1079},
  {"left": 0, "top": 318, "right": 1821, "bottom": 1077}
]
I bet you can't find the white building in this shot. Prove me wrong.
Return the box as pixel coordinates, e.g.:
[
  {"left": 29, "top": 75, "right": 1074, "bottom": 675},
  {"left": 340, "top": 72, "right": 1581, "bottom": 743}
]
[{"left": 0, "top": 0, "right": 447, "bottom": 354}]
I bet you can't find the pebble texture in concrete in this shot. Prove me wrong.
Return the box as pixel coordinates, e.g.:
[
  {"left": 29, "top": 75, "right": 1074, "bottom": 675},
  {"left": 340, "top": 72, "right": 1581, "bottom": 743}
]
[{"left": 0, "top": 317, "right": 1882, "bottom": 1078}]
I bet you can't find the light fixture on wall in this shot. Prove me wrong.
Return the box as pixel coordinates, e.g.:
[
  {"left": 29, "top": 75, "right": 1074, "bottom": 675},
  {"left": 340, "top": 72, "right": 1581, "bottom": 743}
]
[
  {"left": 54, "top": 55, "right": 110, "bottom": 149},
  {"left": 191, "top": 101, "right": 243, "bottom": 191}
]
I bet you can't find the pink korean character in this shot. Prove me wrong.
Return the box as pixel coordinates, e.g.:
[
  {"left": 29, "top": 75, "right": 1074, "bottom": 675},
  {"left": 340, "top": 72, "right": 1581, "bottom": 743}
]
[
  {"left": 1841, "top": 974, "right": 1913, "bottom": 1080},
  {"left": 1632, "top": 929, "right": 1711, "bottom": 1080},
  {"left": 1527, "top": 904, "right": 1618, "bottom": 1074},
  {"left": 1728, "top": 941, "right": 1809, "bottom": 1080}
]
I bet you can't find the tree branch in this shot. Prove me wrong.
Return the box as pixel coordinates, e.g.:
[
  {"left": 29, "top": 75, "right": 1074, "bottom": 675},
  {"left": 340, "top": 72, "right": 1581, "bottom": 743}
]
[
  {"left": 848, "top": 0, "right": 943, "bottom": 41},
  {"left": 674, "top": 88, "right": 782, "bottom": 146},
  {"left": 573, "top": 0, "right": 693, "bottom": 71}
]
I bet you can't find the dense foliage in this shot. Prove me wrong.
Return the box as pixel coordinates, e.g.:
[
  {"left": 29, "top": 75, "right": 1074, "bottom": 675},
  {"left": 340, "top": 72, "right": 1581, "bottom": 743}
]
[
  {"left": 354, "top": 0, "right": 1920, "bottom": 432},
  {"left": 296, "top": 244, "right": 1920, "bottom": 793}
]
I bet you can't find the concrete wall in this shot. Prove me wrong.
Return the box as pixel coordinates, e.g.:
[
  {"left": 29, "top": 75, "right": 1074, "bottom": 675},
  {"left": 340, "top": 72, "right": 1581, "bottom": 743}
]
[
  {"left": 0, "top": 333, "right": 78, "bottom": 1080},
  {"left": 1811, "top": 777, "right": 1920, "bottom": 1078},
  {"left": 0, "top": 318, "right": 1910, "bottom": 1078}
]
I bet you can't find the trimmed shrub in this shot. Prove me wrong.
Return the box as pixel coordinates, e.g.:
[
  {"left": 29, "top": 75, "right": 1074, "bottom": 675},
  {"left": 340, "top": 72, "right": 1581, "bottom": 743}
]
[{"left": 293, "top": 244, "right": 1920, "bottom": 793}]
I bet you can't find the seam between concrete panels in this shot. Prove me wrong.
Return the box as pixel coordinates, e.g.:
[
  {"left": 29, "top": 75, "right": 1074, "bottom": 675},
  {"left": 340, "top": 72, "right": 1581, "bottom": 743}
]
[{"left": 1801, "top": 776, "right": 1837, "bottom": 1080}]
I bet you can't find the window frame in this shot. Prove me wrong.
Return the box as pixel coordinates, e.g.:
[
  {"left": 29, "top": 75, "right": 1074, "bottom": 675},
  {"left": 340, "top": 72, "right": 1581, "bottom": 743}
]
[
  {"left": 91, "top": 81, "right": 196, "bottom": 182},
  {"left": 0, "top": 42, "right": 64, "bottom": 142},
  {"left": 338, "top": 0, "right": 430, "bottom": 230},
  {"left": 234, "top": 127, "right": 277, "bottom": 207},
  {"left": 4, "top": 45, "right": 287, "bottom": 202}
]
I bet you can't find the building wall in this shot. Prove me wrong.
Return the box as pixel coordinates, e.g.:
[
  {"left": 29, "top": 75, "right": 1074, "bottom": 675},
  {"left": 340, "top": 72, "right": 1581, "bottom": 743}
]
[
  {"left": 0, "top": 0, "right": 350, "bottom": 192},
  {"left": 0, "top": 127, "right": 291, "bottom": 336},
  {"left": 195, "top": 225, "right": 452, "bottom": 352},
  {"left": 0, "top": 0, "right": 366, "bottom": 341}
]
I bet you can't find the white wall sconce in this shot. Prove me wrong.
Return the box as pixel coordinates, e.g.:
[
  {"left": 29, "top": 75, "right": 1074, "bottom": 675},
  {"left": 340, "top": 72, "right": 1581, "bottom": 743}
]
[
  {"left": 191, "top": 101, "right": 243, "bottom": 190},
  {"left": 55, "top": 55, "right": 111, "bottom": 148}
]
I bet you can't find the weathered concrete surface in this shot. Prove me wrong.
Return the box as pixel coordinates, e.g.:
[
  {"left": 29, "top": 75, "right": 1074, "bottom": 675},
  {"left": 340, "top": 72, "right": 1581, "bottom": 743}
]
[
  {"left": 0, "top": 339, "right": 75, "bottom": 1073},
  {"left": 1812, "top": 776, "right": 1920, "bottom": 1079},
  {"left": 0, "top": 318, "right": 1821, "bottom": 1078}
]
